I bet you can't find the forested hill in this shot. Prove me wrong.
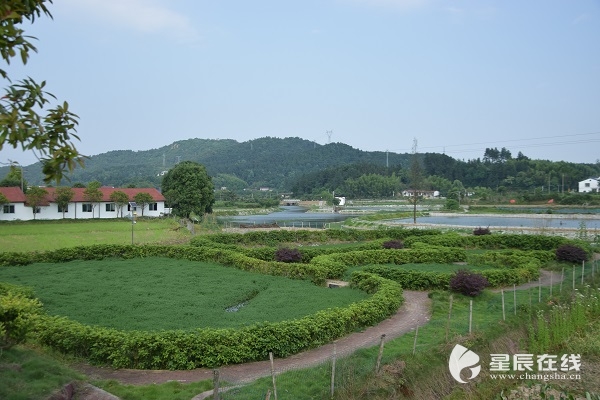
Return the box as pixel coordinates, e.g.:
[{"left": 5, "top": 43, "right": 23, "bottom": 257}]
[
  {"left": 17, "top": 137, "right": 411, "bottom": 189},
  {"left": 6, "top": 136, "right": 600, "bottom": 195}
]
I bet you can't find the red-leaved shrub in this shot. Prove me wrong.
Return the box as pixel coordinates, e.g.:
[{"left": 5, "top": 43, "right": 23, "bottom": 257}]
[
  {"left": 275, "top": 247, "right": 303, "bottom": 263},
  {"left": 450, "top": 269, "right": 489, "bottom": 297},
  {"left": 383, "top": 240, "right": 404, "bottom": 249},
  {"left": 555, "top": 244, "right": 587, "bottom": 263}
]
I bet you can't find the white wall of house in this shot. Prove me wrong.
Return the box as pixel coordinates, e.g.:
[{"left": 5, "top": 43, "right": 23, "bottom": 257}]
[
  {"left": 579, "top": 178, "right": 599, "bottom": 193},
  {"left": 0, "top": 202, "right": 29, "bottom": 221},
  {"left": 1, "top": 201, "right": 166, "bottom": 221}
]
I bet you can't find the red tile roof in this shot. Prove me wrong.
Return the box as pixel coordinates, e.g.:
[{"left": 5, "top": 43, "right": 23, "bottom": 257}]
[
  {"left": 0, "top": 187, "right": 165, "bottom": 205},
  {"left": 43, "top": 187, "right": 165, "bottom": 203},
  {"left": 0, "top": 187, "right": 27, "bottom": 203}
]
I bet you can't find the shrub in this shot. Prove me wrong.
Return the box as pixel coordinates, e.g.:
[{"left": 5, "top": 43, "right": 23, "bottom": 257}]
[
  {"left": 555, "top": 244, "right": 588, "bottom": 263},
  {"left": 275, "top": 247, "right": 303, "bottom": 263},
  {"left": 473, "top": 227, "right": 491, "bottom": 236},
  {"left": 0, "top": 293, "right": 42, "bottom": 349},
  {"left": 382, "top": 240, "right": 404, "bottom": 249},
  {"left": 449, "top": 269, "right": 489, "bottom": 297}
]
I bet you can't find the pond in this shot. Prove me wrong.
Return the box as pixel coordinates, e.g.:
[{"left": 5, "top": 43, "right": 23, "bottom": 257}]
[
  {"left": 392, "top": 214, "right": 600, "bottom": 230},
  {"left": 220, "top": 206, "right": 358, "bottom": 228}
]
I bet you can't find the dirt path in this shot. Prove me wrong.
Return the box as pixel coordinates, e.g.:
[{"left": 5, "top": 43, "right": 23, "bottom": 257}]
[
  {"left": 75, "top": 291, "right": 431, "bottom": 386},
  {"left": 75, "top": 257, "right": 599, "bottom": 389}
]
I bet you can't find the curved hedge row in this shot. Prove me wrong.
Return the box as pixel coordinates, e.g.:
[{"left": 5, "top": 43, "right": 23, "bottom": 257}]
[
  {"left": 32, "top": 271, "right": 402, "bottom": 370},
  {"left": 363, "top": 249, "right": 545, "bottom": 290},
  {"left": 403, "top": 232, "right": 592, "bottom": 254},
  {"left": 0, "top": 244, "right": 327, "bottom": 284},
  {"left": 196, "top": 227, "right": 441, "bottom": 246}
]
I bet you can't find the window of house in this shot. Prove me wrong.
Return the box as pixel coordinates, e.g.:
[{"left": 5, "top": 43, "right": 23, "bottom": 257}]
[
  {"left": 3, "top": 204, "right": 15, "bottom": 213},
  {"left": 106, "top": 203, "right": 116, "bottom": 212},
  {"left": 585, "top": 183, "right": 591, "bottom": 187},
  {"left": 33, "top": 207, "right": 41, "bottom": 214},
  {"left": 58, "top": 204, "right": 68, "bottom": 213},
  {"left": 127, "top": 204, "right": 137, "bottom": 211},
  {"left": 149, "top": 203, "right": 158, "bottom": 211},
  {"left": 82, "top": 203, "right": 93, "bottom": 212}
]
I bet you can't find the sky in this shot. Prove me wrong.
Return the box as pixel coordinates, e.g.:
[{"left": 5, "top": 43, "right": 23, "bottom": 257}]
[{"left": 1, "top": 0, "right": 599, "bottom": 167}]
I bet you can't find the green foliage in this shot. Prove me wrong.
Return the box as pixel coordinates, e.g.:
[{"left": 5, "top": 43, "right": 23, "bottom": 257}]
[
  {"left": 133, "top": 191, "right": 153, "bottom": 216},
  {"left": 109, "top": 190, "right": 129, "bottom": 217},
  {"left": 0, "top": 0, "right": 83, "bottom": 183},
  {"left": 0, "top": 291, "right": 42, "bottom": 349},
  {"left": 25, "top": 186, "right": 47, "bottom": 219},
  {"left": 53, "top": 186, "right": 74, "bottom": 218},
  {"left": 31, "top": 270, "right": 402, "bottom": 369},
  {"left": 444, "top": 198, "right": 460, "bottom": 210},
  {"left": 161, "top": 161, "right": 215, "bottom": 218}
]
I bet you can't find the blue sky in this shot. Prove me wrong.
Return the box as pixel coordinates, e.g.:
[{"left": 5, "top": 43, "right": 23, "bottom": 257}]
[{"left": 2, "top": 0, "right": 599, "bottom": 167}]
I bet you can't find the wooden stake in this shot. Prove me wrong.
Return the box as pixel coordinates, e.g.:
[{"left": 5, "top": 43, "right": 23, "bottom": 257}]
[
  {"left": 269, "top": 352, "right": 278, "bottom": 400},
  {"left": 469, "top": 300, "right": 473, "bottom": 334},
  {"left": 330, "top": 342, "right": 336, "bottom": 397},
  {"left": 375, "top": 334, "right": 386, "bottom": 374},
  {"left": 445, "top": 295, "right": 453, "bottom": 341},
  {"left": 513, "top": 284, "right": 517, "bottom": 315},
  {"left": 213, "top": 369, "right": 220, "bottom": 400},
  {"left": 501, "top": 290, "right": 506, "bottom": 321},
  {"left": 413, "top": 326, "right": 419, "bottom": 355}
]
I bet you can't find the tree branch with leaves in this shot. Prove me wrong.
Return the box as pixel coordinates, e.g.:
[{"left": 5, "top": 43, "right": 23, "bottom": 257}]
[{"left": 0, "top": 0, "right": 84, "bottom": 184}]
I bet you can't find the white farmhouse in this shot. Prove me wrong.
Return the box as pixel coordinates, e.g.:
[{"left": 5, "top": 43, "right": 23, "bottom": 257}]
[
  {"left": 578, "top": 178, "right": 600, "bottom": 193},
  {"left": 0, "top": 187, "right": 166, "bottom": 221}
]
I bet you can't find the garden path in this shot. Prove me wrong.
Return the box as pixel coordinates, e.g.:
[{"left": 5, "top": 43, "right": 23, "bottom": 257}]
[{"left": 74, "top": 257, "right": 596, "bottom": 390}]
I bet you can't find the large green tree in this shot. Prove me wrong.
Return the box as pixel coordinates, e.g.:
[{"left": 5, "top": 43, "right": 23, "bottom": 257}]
[
  {"left": 0, "top": 0, "right": 83, "bottom": 183},
  {"left": 161, "top": 161, "right": 215, "bottom": 219},
  {"left": 0, "top": 165, "right": 27, "bottom": 190}
]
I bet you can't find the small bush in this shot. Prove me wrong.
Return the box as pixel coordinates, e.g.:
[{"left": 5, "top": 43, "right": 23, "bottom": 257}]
[
  {"left": 275, "top": 247, "right": 303, "bottom": 263},
  {"left": 383, "top": 240, "right": 404, "bottom": 249},
  {"left": 449, "top": 269, "right": 489, "bottom": 297},
  {"left": 473, "top": 227, "right": 491, "bottom": 236},
  {"left": 555, "top": 244, "right": 588, "bottom": 263}
]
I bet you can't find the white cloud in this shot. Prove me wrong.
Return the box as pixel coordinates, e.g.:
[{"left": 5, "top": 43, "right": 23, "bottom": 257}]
[{"left": 60, "top": 0, "right": 199, "bottom": 42}]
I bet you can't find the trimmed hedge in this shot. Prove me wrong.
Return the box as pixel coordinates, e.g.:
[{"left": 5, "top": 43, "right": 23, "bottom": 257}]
[{"left": 32, "top": 271, "right": 402, "bottom": 370}]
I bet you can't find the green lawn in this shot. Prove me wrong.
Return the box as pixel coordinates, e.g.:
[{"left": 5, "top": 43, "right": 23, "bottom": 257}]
[
  {"left": 0, "top": 257, "right": 368, "bottom": 330},
  {"left": 0, "top": 218, "right": 191, "bottom": 252}
]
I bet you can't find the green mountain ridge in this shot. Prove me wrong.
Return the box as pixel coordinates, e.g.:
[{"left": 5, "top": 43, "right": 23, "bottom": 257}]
[{"left": 8, "top": 137, "right": 411, "bottom": 190}]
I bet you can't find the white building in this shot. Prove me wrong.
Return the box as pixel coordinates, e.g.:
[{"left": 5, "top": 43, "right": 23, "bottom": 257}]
[
  {"left": 578, "top": 178, "right": 600, "bottom": 193},
  {"left": 0, "top": 187, "right": 166, "bottom": 221}
]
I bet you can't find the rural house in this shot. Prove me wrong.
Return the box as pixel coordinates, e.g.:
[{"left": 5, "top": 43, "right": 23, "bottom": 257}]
[
  {"left": 578, "top": 178, "right": 600, "bottom": 193},
  {"left": 0, "top": 187, "right": 166, "bottom": 221}
]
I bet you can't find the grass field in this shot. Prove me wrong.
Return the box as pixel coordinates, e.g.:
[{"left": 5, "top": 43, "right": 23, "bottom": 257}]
[
  {"left": 0, "top": 257, "right": 368, "bottom": 330},
  {"left": 0, "top": 218, "right": 191, "bottom": 252}
]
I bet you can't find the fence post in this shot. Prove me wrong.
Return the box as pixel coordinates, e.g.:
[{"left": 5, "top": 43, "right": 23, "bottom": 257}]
[
  {"left": 501, "top": 290, "right": 505, "bottom": 321},
  {"left": 539, "top": 277, "right": 542, "bottom": 302},
  {"left": 445, "top": 295, "right": 453, "bottom": 341},
  {"left": 412, "top": 326, "right": 419, "bottom": 355},
  {"left": 513, "top": 284, "right": 517, "bottom": 315},
  {"left": 375, "top": 334, "right": 386, "bottom": 374},
  {"left": 560, "top": 268, "right": 564, "bottom": 293},
  {"left": 573, "top": 267, "right": 576, "bottom": 290},
  {"left": 469, "top": 300, "right": 473, "bottom": 334},
  {"left": 331, "top": 342, "right": 337, "bottom": 398},
  {"left": 213, "top": 369, "right": 220, "bottom": 400},
  {"left": 550, "top": 272, "right": 553, "bottom": 296},
  {"left": 269, "top": 352, "right": 278, "bottom": 400},
  {"left": 582, "top": 261, "right": 585, "bottom": 285}
]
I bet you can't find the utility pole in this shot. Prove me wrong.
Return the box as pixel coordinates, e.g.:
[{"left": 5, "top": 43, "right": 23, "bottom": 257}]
[{"left": 386, "top": 150, "right": 389, "bottom": 168}]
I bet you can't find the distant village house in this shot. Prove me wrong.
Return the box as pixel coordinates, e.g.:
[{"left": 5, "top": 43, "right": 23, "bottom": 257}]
[{"left": 0, "top": 187, "right": 166, "bottom": 221}]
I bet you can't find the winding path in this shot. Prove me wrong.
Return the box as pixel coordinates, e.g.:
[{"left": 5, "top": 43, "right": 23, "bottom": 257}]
[{"left": 74, "top": 264, "right": 579, "bottom": 390}]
